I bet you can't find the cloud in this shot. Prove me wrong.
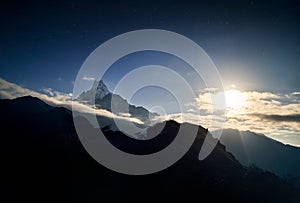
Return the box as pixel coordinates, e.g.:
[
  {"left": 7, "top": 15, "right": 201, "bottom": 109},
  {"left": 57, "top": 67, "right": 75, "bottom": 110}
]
[
  {"left": 82, "top": 76, "right": 95, "bottom": 81},
  {"left": 182, "top": 88, "right": 300, "bottom": 147},
  {"left": 253, "top": 114, "right": 300, "bottom": 123},
  {"left": 0, "top": 78, "right": 144, "bottom": 125},
  {"left": 118, "top": 113, "right": 131, "bottom": 117},
  {"left": 148, "top": 87, "right": 300, "bottom": 147},
  {"left": 292, "top": 92, "right": 300, "bottom": 96},
  {"left": 187, "top": 108, "right": 196, "bottom": 113}
]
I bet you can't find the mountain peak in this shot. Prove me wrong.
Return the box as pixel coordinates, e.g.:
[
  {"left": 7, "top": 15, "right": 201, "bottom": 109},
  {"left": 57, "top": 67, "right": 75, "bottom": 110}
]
[
  {"left": 77, "top": 80, "right": 158, "bottom": 124},
  {"left": 94, "top": 80, "right": 110, "bottom": 99},
  {"left": 78, "top": 80, "right": 110, "bottom": 102}
]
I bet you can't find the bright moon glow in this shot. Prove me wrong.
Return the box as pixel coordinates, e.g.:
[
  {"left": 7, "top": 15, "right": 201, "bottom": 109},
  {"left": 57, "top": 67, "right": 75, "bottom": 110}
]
[
  {"left": 199, "top": 88, "right": 247, "bottom": 116},
  {"left": 225, "top": 89, "right": 247, "bottom": 110}
]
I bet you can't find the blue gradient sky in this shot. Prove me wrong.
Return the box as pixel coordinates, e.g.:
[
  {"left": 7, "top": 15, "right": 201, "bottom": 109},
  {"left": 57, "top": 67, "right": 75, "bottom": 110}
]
[
  {"left": 1, "top": 0, "right": 300, "bottom": 94},
  {"left": 1, "top": 0, "right": 300, "bottom": 146}
]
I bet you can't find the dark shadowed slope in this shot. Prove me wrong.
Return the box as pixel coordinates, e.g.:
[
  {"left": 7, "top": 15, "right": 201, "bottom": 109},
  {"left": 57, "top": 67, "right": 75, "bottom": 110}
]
[{"left": 0, "top": 96, "right": 299, "bottom": 203}]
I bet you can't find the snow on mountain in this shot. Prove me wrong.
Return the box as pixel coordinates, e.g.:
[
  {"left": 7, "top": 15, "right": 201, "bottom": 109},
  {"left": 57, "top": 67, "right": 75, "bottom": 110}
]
[
  {"left": 77, "top": 80, "right": 110, "bottom": 102},
  {"left": 77, "top": 80, "right": 158, "bottom": 124}
]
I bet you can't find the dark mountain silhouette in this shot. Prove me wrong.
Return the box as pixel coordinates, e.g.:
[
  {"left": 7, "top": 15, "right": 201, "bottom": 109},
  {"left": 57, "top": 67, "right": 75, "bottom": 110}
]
[
  {"left": 218, "top": 129, "right": 300, "bottom": 186},
  {"left": 1, "top": 96, "right": 300, "bottom": 203}
]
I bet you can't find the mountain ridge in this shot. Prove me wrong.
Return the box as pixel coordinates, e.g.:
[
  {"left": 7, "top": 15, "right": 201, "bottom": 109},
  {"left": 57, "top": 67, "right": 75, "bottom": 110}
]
[
  {"left": 1, "top": 96, "right": 299, "bottom": 202},
  {"left": 217, "top": 128, "right": 300, "bottom": 186}
]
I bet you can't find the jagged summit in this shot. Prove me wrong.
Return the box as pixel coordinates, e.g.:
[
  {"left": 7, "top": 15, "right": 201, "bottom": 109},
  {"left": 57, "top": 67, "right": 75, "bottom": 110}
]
[
  {"left": 78, "top": 80, "right": 110, "bottom": 102},
  {"left": 77, "top": 80, "right": 158, "bottom": 123}
]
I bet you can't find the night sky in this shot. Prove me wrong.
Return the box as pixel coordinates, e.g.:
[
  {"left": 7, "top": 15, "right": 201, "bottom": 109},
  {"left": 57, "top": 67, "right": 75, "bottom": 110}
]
[{"left": 1, "top": 0, "right": 300, "bottom": 93}]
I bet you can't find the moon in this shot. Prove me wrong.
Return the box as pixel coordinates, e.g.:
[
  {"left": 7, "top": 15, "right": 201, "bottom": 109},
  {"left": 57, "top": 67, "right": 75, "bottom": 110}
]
[{"left": 225, "top": 89, "right": 247, "bottom": 110}]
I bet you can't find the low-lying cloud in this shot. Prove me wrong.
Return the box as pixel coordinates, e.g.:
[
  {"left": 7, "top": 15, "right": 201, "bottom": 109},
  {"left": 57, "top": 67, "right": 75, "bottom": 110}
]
[
  {"left": 82, "top": 76, "right": 95, "bottom": 81},
  {"left": 253, "top": 114, "right": 300, "bottom": 123}
]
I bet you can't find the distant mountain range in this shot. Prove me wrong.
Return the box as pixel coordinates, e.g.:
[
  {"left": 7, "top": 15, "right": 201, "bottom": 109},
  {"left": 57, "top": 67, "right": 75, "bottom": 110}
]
[
  {"left": 77, "top": 80, "right": 158, "bottom": 124},
  {"left": 1, "top": 96, "right": 300, "bottom": 202},
  {"left": 217, "top": 129, "right": 300, "bottom": 186}
]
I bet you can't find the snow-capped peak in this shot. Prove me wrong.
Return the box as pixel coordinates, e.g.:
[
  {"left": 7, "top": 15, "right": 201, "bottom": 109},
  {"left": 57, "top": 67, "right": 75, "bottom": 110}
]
[
  {"left": 77, "top": 80, "right": 110, "bottom": 102},
  {"left": 94, "top": 80, "right": 110, "bottom": 100}
]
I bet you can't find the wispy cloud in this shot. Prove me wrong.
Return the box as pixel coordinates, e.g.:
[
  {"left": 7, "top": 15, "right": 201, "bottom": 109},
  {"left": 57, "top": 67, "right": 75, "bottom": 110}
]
[
  {"left": 253, "top": 114, "right": 300, "bottom": 123},
  {"left": 82, "top": 76, "right": 95, "bottom": 81}
]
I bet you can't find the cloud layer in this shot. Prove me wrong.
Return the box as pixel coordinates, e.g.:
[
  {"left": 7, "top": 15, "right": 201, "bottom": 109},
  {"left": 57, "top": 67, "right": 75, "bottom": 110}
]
[
  {"left": 189, "top": 88, "right": 300, "bottom": 147},
  {"left": 151, "top": 88, "right": 300, "bottom": 146},
  {"left": 1, "top": 78, "right": 300, "bottom": 147}
]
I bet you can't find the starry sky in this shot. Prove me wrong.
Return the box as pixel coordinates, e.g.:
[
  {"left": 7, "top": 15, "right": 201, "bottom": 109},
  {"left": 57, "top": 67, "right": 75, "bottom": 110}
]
[{"left": 1, "top": 0, "right": 300, "bottom": 94}]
